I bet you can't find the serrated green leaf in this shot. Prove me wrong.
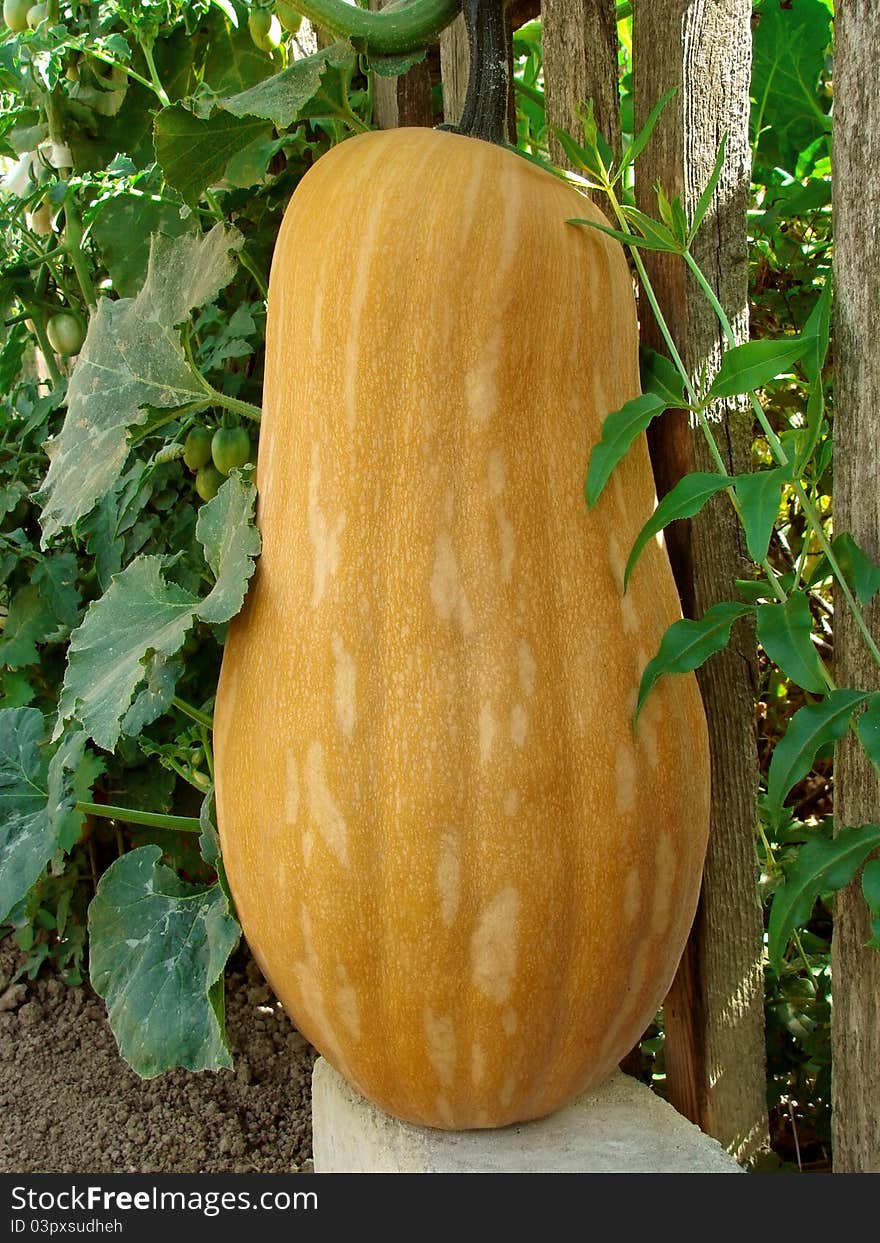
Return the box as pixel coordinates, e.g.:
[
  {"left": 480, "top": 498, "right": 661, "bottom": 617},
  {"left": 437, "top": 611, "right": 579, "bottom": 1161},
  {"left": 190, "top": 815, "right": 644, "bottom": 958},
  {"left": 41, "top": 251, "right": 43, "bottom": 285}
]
[
  {"left": 707, "top": 335, "right": 806, "bottom": 400},
  {"left": 626, "top": 473, "right": 732, "bottom": 588},
  {"left": 39, "top": 226, "right": 243, "bottom": 543},
  {"left": 91, "top": 192, "right": 196, "bottom": 299},
  {"left": 768, "top": 824, "right": 880, "bottom": 974},
  {"left": 0, "top": 584, "right": 56, "bottom": 668},
  {"left": 636, "top": 602, "right": 752, "bottom": 721},
  {"left": 756, "top": 594, "right": 826, "bottom": 693},
  {"left": 88, "top": 845, "right": 240, "bottom": 1077},
  {"left": 856, "top": 694, "right": 880, "bottom": 774},
  {"left": 56, "top": 558, "right": 199, "bottom": 752},
  {"left": 733, "top": 466, "right": 788, "bottom": 564},
  {"left": 767, "top": 690, "right": 870, "bottom": 823},
  {"left": 220, "top": 42, "right": 356, "bottom": 127},
  {"left": 0, "top": 707, "right": 53, "bottom": 924},
  {"left": 154, "top": 105, "right": 272, "bottom": 208},
  {"left": 33, "top": 551, "right": 80, "bottom": 631},
  {"left": 121, "top": 652, "right": 184, "bottom": 739},
  {"left": 585, "top": 393, "right": 667, "bottom": 508},
  {"left": 0, "top": 671, "right": 36, "bottom": 710},
  {"left": 196, "top": 473, "right": 262, "bottom": 624}
]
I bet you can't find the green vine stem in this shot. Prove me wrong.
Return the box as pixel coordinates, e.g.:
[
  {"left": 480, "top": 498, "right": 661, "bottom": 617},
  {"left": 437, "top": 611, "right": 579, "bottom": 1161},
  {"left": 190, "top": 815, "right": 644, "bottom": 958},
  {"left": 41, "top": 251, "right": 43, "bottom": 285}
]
[
  {"left": 77, "top": 802, "right": 202, "bottom": 833},
  {"left": 599, "top": 178, "right": 839, "bottom": 693},
  {"left": 207, "top": 387, "right": 263, "bottom": 424},
  {"left": 173, "top": 695, "right": 214, "bottom": 731},
  {"left": 84, "top": 47, "right": 165, "bottom": 101},
  {"left": 288, "top": 0, "right": 460, "bottom": 54},
  {"left": 138, "top": 37, "right": 171, "bottom": 108},
  {"left": 25, "top": 305, "right": 63, "bottom": 388}
]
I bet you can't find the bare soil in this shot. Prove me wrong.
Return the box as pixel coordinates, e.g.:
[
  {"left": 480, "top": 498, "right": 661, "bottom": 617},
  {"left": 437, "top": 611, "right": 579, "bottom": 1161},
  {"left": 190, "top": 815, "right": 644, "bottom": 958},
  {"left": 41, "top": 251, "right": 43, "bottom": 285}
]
[{"left": 0, "top": 939, "right": 316, "bottom": 1174}]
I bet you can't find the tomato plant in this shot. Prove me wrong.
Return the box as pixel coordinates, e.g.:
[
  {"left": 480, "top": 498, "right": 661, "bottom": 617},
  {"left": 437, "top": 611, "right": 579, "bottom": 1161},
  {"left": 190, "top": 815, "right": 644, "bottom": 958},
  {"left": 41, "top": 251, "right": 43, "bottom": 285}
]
[
  {"left": 183, "top": 426, "right": 214, "bottom": 470},
  {"left": 2, "top": 0, "right": 30, "bottom": 33},
  {"left": 211, "top": 426, "right": 251, "bottom": 475},
  {"left": 46, "top": 311, "right": 85, "bottom": 356}
]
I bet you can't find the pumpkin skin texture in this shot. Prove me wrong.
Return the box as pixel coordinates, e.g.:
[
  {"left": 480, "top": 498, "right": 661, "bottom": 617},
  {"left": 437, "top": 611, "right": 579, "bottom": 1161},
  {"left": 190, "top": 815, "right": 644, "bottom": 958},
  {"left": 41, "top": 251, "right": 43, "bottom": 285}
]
[{"left": 213, "top": 127, "right": 710, "bottom": 1130}]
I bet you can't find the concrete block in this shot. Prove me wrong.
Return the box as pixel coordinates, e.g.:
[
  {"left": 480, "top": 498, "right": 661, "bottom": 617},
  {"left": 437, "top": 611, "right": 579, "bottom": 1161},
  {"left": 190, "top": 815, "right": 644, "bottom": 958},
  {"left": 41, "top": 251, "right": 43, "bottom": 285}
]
[{"left": 311, "top": 1058, "right": 743, "bottom": 1173}]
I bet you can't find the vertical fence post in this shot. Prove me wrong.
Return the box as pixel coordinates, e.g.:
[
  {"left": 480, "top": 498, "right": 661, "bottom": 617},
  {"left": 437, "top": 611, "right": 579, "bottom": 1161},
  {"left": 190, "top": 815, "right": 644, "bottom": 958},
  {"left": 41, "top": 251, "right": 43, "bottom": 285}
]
[
  {"left": 369, "top": 0, "right": 435, "bottom": 128},
  {"left": 632, "top": 0, "right": 769, "bottom": 1165},
  {"left": 831, "top": 0, "right": 880, "bottom": 1175},
  {"left": 542, "top": 0, "right": 620, "bottom": 166}
]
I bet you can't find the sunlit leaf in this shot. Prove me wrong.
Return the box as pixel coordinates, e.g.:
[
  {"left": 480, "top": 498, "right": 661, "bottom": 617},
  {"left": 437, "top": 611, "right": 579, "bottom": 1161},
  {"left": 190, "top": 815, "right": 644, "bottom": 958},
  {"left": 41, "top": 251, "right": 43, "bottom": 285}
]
[
  {"left": 756, "top": 594, "right": 826, "bottom": 693},
  {"left": 626, "top": 473, "right": 732, "bottom": 587},
  {"left": 766, "top": 690, "right": 870, "bottom": 823},
  {"left": 636, "top": 602, "right": 752, "bottom": 721},
  {"left": 585, "top": 394, "right": 667, "bottom": 508},
  {"left": 707, "top": 336, "right": 806, "bottom": 400}
]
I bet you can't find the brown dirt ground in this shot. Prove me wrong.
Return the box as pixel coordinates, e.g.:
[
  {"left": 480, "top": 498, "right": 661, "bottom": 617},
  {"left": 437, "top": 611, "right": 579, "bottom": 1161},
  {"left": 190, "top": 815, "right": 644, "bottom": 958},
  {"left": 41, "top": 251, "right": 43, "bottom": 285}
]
[{"left": 0, "top": 938, "right": 317, "bottom": 1174}]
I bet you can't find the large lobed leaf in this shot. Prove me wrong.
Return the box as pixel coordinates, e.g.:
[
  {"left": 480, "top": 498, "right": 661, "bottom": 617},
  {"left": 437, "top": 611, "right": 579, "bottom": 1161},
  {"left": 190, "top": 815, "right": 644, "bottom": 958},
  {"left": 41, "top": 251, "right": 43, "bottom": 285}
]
[
  {"left": 0, "top": 709, "right": 98, "bottom": 922},
  {"left": 38, "top": 225, "right": 243, "bottom": 544},
  {"left": 56, "top": 474, "right": 259, "bottom": 752},
  {"left": 88, "top": 846, "right": 240, "bottom": 1077}
]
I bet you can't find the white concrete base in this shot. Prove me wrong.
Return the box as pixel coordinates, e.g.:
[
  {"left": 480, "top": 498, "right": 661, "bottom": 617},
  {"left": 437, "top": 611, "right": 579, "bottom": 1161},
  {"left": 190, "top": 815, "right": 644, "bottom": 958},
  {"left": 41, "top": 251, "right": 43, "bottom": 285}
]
[{"left": 311, "top": 1058, "right": 742, "bottom": 1173}]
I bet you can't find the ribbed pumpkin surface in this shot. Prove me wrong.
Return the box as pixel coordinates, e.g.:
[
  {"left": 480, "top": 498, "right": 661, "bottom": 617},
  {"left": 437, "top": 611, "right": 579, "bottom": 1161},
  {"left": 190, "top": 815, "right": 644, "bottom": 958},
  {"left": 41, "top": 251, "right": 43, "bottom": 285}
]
[{"left": 214, "top": 127, "right": 710, "bottom": 1129}]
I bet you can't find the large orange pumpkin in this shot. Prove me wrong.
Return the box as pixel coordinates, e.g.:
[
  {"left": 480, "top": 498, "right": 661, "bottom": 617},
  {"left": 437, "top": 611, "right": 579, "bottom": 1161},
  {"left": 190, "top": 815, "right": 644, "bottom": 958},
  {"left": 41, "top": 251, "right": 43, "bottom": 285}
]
[{"left": 213, "top": 126, "right": 710, "bottom": 1129}]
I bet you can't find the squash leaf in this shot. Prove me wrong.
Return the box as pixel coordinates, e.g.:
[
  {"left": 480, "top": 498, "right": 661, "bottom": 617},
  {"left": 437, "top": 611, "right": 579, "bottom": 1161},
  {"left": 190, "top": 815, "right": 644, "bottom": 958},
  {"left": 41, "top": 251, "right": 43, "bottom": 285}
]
[
  {"left": 219, "top": 41, "right": 356, "bottom": 128},
  {"left": 0, "top": 710, "right": 101, "bottom": 922},
  {"left": 154, "top": 106, "right": 273, "bottom": 207},
  {"left": 56, "top": 474, "right": 259, "bottom": 752},
  {"left": 636, "top": 601, "right": 753, "bottom": 722},
  {"left": 38, "top": 226, "right": 244, "bottom": 544},
  {"left": 768, "top": 824, "right": 880, "bottom": 975},
  {"left": 88, "top": 845, "right": 240, "bottom": 1078}
]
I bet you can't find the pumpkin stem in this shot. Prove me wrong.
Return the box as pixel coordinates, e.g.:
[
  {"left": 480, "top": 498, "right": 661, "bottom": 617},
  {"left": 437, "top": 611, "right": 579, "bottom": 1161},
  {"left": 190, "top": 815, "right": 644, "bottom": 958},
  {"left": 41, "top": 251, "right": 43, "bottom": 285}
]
[{"left": 450, "top": 0, "right": 509, "bottom": 146}]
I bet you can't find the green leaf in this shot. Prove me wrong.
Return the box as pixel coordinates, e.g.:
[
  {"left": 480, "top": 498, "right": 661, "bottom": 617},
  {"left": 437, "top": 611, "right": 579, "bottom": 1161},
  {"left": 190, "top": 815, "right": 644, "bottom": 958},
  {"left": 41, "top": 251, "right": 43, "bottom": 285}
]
[
  {"left": 220, "top": 42, "right": 356, "bottom": 127},
  {"left": 32, "top": 551, "right": 80, "bottom": 631},
  {"left": 91, "top": 192, "right": 196, "bottom": 299},
  {"left": 619, "top": 205, "right": 679, "bottom": 250},
  {"left": 120, "top": 652, "right": 184, "bottom": 739},
  {"left": 46, "top": 728, "right": 93, "bottom": 853},
  {"left": 707, "top": 336, "right": 806, "bottom": 400},
  {"left": 862, "top": 858, "right": 880, "bottom": 917},
  {"left": 856, "top": 694, "right": 880, "bottom": 774},
  {"left": 585, "top": 393, "right": 667, "bottom": 508},
  {"left": 751, "top": 0, "right": 832, "bottom": 175},
  {"left": 639, "top": 347, "right": 685, "bottom": 407},
  {"left": 636, "top": 602, "right": 752, "bottom": 721},
  {"left": 0, "top": 584, "right": 56, "bottom": 668},
  {"left": 569, "top": 216, "right": 670, "bottom": 251},
  {"left": 154, "top": 105, "right": 272, "bottom": 209},
  {"left": 0, "top": 671, "right": 36, "bottom": 710},
  {"left": 688, "top": 133, "right": 727, "bottom": 244},
  {"left": 368, "top": 47, "right": 426, "bottom": 77},
  {"left": 88, "top": 845, "right": 240, "bottom": 1077},
  {"left": 0, "top": 707, "right": 53, "bottom": 924},
  {"left": 768, "top": 824, "right": 880, "bottom": 974},
  {"left": 756, "top": 594, "right": 826, "bottom": 693},
  {"left": 38, "top": 225, "right": 244, "bottom": 543},
  {"left": 56, "top": 558, "right": 199, "bottom": 753},
  {"left": 800, "top": 279, "right": 832, "bottom": 384},
  {"left": 196, "top": 473, "right": 262, "bottom": 624},
  {"left": 615, "top": 85, "right": 677, "bottom": 182},
  {"left": 626, "top": 473, "right": 732, "bottom": 588},
  {"left": 828, "top": 532, "right": 880, "bottom": 606},
  {"left": 733, "top": 467, "right": 787, "bottom": 564},
  {"left": 767, "top": 690, "right": 870, "bottom": 823}
]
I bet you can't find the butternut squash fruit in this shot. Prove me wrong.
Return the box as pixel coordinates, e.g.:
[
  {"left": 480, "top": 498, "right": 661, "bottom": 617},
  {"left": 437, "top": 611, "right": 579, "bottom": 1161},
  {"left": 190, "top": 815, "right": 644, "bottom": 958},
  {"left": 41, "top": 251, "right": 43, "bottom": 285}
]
[{"left": 213, "top": 126, "right": 710, "bottom": 1130}]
